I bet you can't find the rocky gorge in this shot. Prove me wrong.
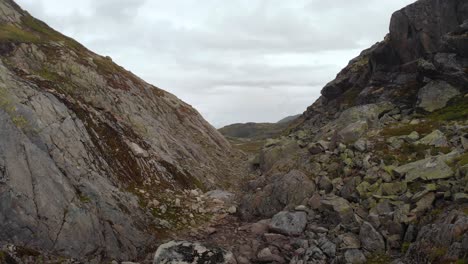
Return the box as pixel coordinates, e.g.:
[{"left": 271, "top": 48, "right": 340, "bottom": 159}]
[{"left": 0, "top": 0, "right": 467, "bottom": 263}]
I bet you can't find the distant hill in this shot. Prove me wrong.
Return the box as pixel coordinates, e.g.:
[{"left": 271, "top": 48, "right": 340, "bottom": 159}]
[
  {"left": 219, "top": 114, "right": 300, "bottom": 140},
  {"left": 277, "top": 114, "right": 301, "bottom": 124}
]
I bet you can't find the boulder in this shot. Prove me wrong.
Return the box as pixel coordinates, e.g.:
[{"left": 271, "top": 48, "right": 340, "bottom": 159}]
[
  {"left": 353, "top": 139, "right": 368, "bottom": 152},
  {"left": 393, "top": 157, "right": 454, "bottom": 182},
  {"left": 153, "top": 241, "right": 236, "bottom": 264},
  {"left": 381, "top": 182, "right": 407, "bottom": 196},
  {"left": 339, "top": 233, "right": 361, "bottom": 249},
  {"left": 320, "top": 195, "right": 354, "bottom": 224},
  {"left": 257, "top": 247, "right": 285, "bottom": 263},
  {"left": 269, "top": 211, "right": 307, "bottom": 236},
  {"left": 359, "top": 222, "right": 385, "bottom": 253},
  {"left": 318, "top": 237, "right": 336, "bottom": 258},
  {"left": 205, "top": 190, "right": 235, "bottom": 202},
  {"left": 417, "top": 81, "right": 460, "bottom": 112},
  {"left": 338, "top": 121, "right": 368, "bottom": 144},
  {"left": 412, "top": 192, "right": 435, "bottom": 214},
  {"left": 344, "top": 249, "right": 366, "bottom": 264},
  {"left": 259, "top": 139, "right": 300, "bottom": 171},
  {"left": 416, "top": 130, "right": 448, "bottom": 147},
  {"left": 239, "top": 170, "right": 316, "bottom": 219}
]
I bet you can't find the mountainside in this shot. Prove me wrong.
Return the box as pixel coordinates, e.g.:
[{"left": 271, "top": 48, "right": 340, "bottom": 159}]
[
  {"left": 0, "top": 0, "right": 240, "bottom": 261},
  {"left": 235, "top": 0, "right": 468, "bottom": 263}
]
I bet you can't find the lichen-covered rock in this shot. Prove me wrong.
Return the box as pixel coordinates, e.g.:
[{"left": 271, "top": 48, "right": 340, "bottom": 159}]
[
  {"left": 320, "top": 195, "right": 354, "bottom": 225},
  {"left": 153, "top": 241, "right": 237, "bottom": 264},
  {"left": 393, "top": 157, "right": 454, "bottom": 182},
  {"left": 417, "top": 81, "right": 460, "bottom": 112},
  {"left": 416, "top": 130, "right": 448, "bottom": 147}
]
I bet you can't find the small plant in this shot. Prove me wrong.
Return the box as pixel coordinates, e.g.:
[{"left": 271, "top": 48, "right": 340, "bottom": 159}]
[
  {"left": 79, "top": 194, "right": 91, "bottom": 203},
  {"left": 401, "top": 242, "right": 411, "bottom": 254}
]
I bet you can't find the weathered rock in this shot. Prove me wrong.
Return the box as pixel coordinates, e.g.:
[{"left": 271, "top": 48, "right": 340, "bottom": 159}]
[
  {"left": 353, "top": 138, "right": 368, "bottom": 152},
  {"left": 318, "top": 237, "right": 336, "bottom": 258},
  {"left": 453, "top": 193, "right": 468, "bottom": 203},
  {"left": 381, "top": 182, "right": 407, "bottom": 196},
  {"left": 393, "top": 157, "right": 454, "bottom": 182},
  {"left": 257, "top": 247, "right": 285, "bottom": 263},
  {"left": 320, "top": 195, "right": 354, "bottom": 225},
  {"left": 240, "top": 170, "right": 316, "bottom": 219},
  {"left": 359, "top": 222, "right": 385, "bottom": 253},
  {"left": 339, "top": 233, "right": 361, "bottom": 249},
  {"left": 205, "top": 190, "right": 235, "bottom": 202},
  {"left": 269, "top": 211, "right": 307, "bottom": 236},
  {"left": 338, "top": 121, "right": 368, "bottom": 144},
  {"left": 417, "top": 81, "right": 460, "bottom": 112},
  {"left": 344, "top": 249, "right": 366, "bottom": 264},
  {"left": 259, "top": 139, "right": 300, "bottom": 171},
  {"left": 416, "top": 130, "right": 448, "bottom": 147},
  {"left": 412, "top": 192, "right": 435, "bottom": 214},
  {"left": 153, "top": 241, "right": 236, "bottom": 264}
]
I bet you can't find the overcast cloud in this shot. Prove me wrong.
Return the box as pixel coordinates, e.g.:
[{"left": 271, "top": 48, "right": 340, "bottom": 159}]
[{"left": 16, "top": 0, "right": 415, "bottom": 127}]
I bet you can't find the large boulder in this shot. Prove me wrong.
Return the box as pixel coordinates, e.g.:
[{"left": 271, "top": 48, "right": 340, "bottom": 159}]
[
  {"left": 393, "top": 157, "right": 454, "bottom": 182},
  {"left": 259, "top": 139, "right": 300, "bottom": 172},
  {"left": 239, "top": 170, "right": 315, "bottom": 219},
  {"left": 416, "top": 130, "right": 448, "bottom": 147},
  {"left": 417, "top": 81, "right": 460, "bottom": 112},
  {"left": 153, "top": 241, "right": 237, "bottom": 264},
  {"left": 269, "top": 211, "right": 307, "bottom": 236}
]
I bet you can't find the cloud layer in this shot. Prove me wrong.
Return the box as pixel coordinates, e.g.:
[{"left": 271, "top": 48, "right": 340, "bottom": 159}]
[{"left": 17, "top": 0, "right": 415, "bottom": 127}]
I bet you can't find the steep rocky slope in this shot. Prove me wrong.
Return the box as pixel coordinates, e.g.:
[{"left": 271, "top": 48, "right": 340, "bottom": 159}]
[
  {"left": 0, "top": 0, "right": 240, "bottom": 262},
  {"left": 232, "top": 0, "right": 468, "bottom": 263}
]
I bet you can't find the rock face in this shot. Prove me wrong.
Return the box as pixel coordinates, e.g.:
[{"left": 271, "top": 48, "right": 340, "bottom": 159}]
[
  {"left": 300, "top": 0, "right": 468, "bottom": 131},
  {"left": 153, "top": 241, "right": 237, "bottom": 264},
  {"left": 0, "top": 0, "right": 237, "bottom": 261}
]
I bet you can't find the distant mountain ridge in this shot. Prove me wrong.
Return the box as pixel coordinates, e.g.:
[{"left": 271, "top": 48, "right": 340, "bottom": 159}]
[{"left": 219, "top": 114, "right": 300, "bottom": 140}]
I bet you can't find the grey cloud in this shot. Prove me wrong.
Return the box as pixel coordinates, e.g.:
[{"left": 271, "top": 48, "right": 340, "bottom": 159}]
[{"left": 16, "top": 0, "right": 416, "bottom": 127}]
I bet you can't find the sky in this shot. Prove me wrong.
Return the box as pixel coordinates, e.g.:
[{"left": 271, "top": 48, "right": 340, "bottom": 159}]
[{"left": 16, "top": 0, "right": 415, "bottom": 128}]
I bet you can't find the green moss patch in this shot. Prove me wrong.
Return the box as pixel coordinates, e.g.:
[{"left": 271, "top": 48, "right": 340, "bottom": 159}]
[
  {"left": 0, "top": 23, "right": 40, "bottom": 43},
  {"left": 429, "top": 96, "right": 468, "bottom": 121},
  {"left": 381, "top": 121, "right": 438, "bottom": 138}
]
